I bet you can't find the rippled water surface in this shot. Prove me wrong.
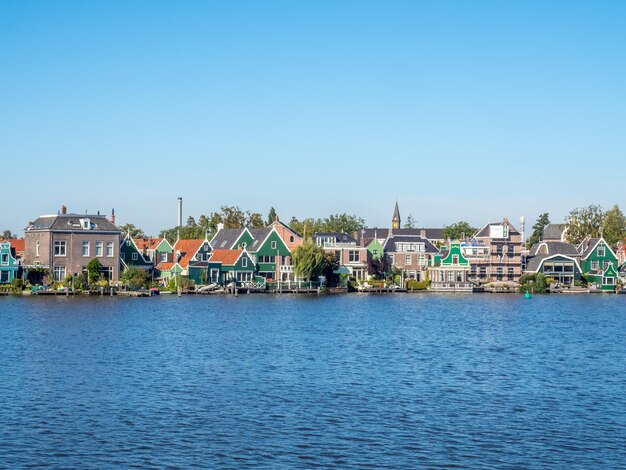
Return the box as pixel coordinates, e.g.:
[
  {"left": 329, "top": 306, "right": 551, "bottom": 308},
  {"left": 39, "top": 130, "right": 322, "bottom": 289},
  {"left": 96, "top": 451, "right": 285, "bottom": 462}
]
[{"left": 1, "top": 294, "right": 625, "bottom": 468}]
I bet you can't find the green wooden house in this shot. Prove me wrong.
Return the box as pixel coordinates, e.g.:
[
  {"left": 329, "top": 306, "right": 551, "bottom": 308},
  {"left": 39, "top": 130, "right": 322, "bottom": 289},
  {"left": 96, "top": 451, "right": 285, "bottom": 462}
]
[
  {"left": 120, "top": 234, "right": 153, "bottom": 272},
  {"left": 579, "top": 237, "right": 619, "bottom": 291},
  {"left": 247, "top": 228, "right": 291, "bottom": 281},
  {"left": 0, "top": 241, "right": 20, "bottom": 284},
  {"left": 208, "top": 249, "right": 256, "bottom": 284},
  {"left": 428, "top": 242, "right": 472, "bottom": 291}
]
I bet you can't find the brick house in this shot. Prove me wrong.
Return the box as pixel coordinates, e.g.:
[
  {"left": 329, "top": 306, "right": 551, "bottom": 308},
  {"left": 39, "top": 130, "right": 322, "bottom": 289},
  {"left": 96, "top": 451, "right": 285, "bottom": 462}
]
[{"left": 24, "top": 206, "right": 122, "bottom": 283}]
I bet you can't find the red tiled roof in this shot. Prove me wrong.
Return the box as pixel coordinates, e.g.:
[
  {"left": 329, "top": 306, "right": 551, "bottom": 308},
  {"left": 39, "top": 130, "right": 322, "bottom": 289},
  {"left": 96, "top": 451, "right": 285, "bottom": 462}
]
[
  {"left": 133, "top": 237, "right": 161, "bottom": 252},
  {"left": 156, "top": 262, "right": 174, "bottom": 270},
  {"left": 0, "top": 239, "right": 25, "bottom": 253},
  {"left": 173, "top": 239, "right": 204, "bottom": 268},
  {"left": 209, "top": 249, "right": 243, "bottom": 266}
]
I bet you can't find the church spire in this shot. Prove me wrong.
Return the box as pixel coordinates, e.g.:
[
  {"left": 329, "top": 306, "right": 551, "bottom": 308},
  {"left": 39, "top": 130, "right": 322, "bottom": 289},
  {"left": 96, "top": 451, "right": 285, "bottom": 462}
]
[{"left": 392, "top": 201, "right": 401, "bottom": 230}]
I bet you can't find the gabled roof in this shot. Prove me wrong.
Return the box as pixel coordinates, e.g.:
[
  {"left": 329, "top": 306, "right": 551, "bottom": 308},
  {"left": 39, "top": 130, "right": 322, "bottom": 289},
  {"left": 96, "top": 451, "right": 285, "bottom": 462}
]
[
  {"left": 209, "top": 249, "right": 247, "bottom": 266},
  {"left": 578, "top": 237, "right": 617, "bottom": 260},
  {"left": 359, "top": 228, "right": 444, "bottom": 246},
  {"left": 530, "top": 241, "right": 579, "bottom": 257},
  {"left": 156, "top": 261, "right": 174, "bottom": 271},
  {"left": 133, "top": 237, "right": 161, "bottom": 252},
  {"left": 473, "top": 218, "right": 521, "bottom": 239},
  {"left": 210, "top": 228, "right": 246, "bottom": 250},
  {"left": 247, "top": 228, "right": 273, "bottom": 252},
  {"left": 270, "top": 219, "right": 302, "bottom": 238},
  {"left": 173, "top": 239, "right": 205, "bottom": 268},
  {"left": 313, "top": 232, "right": 357, "bottom": 244},
  {"left": 542, "top": 223, "right": 568, "bottom": 241},
  {"left": 383, "top": 235, "right": 439, "bottom": 254},
  {"left": 26, "top": 214, "right": 120, "bottom": 232}
]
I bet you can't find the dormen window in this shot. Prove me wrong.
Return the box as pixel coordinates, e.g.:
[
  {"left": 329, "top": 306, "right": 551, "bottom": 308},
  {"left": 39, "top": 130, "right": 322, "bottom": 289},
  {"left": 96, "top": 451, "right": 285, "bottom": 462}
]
[
  {"left": 54, "top": 241, "right": 67, "bottom": 257},
  {"left": 82, "top": 241, "right": 90, "bottom": 257}
]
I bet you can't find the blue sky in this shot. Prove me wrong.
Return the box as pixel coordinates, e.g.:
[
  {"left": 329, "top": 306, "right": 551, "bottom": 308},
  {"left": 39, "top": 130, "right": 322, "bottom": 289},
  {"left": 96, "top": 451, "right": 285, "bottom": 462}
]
[{"left": 1, "top": 1, "right": 625, "bottom": 236}]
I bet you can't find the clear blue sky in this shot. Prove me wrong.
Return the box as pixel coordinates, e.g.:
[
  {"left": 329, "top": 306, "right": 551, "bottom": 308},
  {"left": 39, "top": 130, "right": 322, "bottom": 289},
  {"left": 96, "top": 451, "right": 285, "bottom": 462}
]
[{"left": 2, "top": 1, "right": 625, "bottom": 236}]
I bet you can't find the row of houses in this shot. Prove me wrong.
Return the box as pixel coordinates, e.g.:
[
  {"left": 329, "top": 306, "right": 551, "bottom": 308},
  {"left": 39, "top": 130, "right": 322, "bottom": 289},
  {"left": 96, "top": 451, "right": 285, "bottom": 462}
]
[{"left": 2, "top": 203, "right": 625, "bottom": 291}]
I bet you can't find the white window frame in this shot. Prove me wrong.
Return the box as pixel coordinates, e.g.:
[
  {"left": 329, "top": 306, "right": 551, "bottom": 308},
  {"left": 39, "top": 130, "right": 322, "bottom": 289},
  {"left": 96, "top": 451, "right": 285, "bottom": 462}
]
[
  {"left": 54, "top": 240, "right": 67, "bottom": 257},
  {"left": 106, "top": 241, "right": 114, "bottom": 257},
  {"left": 242, "top": 257, "right": 248, "bottom": 268},
  {"left": 36, "top": 240, "right": 40, "bottom": 257},
  {"left": 160, "top": 252, "right": 167, "bottom": 262},
  {"left": 82, "top": 241, "right": 90, "bottom": 257},
  {"left": 132, "top": 253, "right": 138, "bottom": 261},
  {"left": 271, "top": 241, "right": 277, "bottom": 249},
  {"left": 53, "top": 265, "right": 66, "bottom": 281},
  {"left": 598, "top": 246, "right": 606, "bottom": 257},
  {"left": 405, "top": 254, "right": 411, "bottom": 265},
  {"left": 95, "top": 241, "right": 103, "bottom": 257}
]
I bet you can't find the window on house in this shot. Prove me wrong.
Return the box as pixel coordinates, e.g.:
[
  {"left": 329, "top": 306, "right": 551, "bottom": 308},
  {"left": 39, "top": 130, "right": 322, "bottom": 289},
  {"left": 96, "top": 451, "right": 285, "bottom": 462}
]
[
  {"left": 349, "top": 251, "right": 360, "bottom": 263},
  {"left": 1, "top": 254, "right": 8, "bottom": 264},
  {"left": 220, "top": 240, "right": 227, "bottom": 248},
  {"left": 132, "top": 253, "right": 138, "bottom": 261},
  {"left": 121, "top": 252, "right": 125, "bottom": 261},
  {"left": 598, "top": 246, "right": 606, "bottom": 257},
  {"left": 53, "top": 265, "right": 66, "bottom": 281},
  {"left": 373, "top": 249, "right": 378, "bottom": 256},
  {"left": 290, "top": 236, "right": 294, "bottom": 243},
  {"left": 603, "top": 261, "right": 610, "bottom": 270},
  {"left": 82, "top": 241, "right": 90, "bottom": 257},
  {"left": 242, "top": 257, "right": 248, "bottom": 268},
  {"left": 36, "top": 241, "right": 40, "bottom": 257},
  {"left": 106, "top": 241, "right": 114, "bottom": 257},
  {"left": 161, "top": 252, "right": 167, "bottom": 262},
  {"left": 96, "top": 241, "right": 103, "bottom": 257},
  {"left": 591, "top": 260, "right": 599, "bottom": 270},
  {"left": 54, "top": 241, "right": 67, "bottom": 257},
  {"left": 508, "top": 267, "right": 515, "bottom": 278},
  {"left": 126, "top": 240, "right": 131, "bottom": 246},
  {"left": 604, "top": 277, "right": 615, "bottom": 285},
  {"left": 452, "top": 255, "right": 459, "bottom": 264},
  {"left": 405, "top": 254, "right": 411, "bottom": 265},
  {"left": 271, "top": 241, "right": 277, "bottom": 249}
]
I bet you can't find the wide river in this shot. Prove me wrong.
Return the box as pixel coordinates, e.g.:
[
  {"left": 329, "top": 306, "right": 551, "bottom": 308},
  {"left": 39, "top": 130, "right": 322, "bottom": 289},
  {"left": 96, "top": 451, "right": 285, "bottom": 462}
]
[{"left": 1, "top": 294, "right": 625, "bottom": 468}]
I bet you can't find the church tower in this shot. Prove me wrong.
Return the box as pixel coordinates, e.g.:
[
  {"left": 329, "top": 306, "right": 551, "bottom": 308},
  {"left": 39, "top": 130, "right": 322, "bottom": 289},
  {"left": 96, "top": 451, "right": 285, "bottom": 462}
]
[{"left": 392, "top": 201, "right": 401, "bottom": 230}]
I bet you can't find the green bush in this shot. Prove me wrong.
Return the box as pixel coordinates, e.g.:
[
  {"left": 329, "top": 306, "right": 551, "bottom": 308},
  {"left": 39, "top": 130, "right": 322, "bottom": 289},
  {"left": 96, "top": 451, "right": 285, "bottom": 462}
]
[
  {"left": 518, "top": 273, "right": 547, "bottom": 293},
  {"left": 406, "top": 280, "right": 429, "bottom": 291}
]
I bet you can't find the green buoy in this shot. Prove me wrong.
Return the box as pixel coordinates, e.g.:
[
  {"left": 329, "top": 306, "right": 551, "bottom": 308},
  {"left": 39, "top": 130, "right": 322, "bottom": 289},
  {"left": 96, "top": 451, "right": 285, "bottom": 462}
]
[{"left": 524, "top": 291, "right": 531, "bottom": 299}]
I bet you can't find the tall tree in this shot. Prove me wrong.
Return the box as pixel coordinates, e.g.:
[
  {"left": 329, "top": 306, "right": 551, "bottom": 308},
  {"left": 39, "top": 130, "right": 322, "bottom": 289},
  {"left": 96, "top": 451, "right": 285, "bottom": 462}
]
[
  {"left": 292, "top": 240, "right": 327, "bottom": 281},
  {"left": 601, "top": 204, "right": 626, "bottom": 248},
  {"left": 403, "top": 214, "right": 416, "bottom": 229},
  {"left": 246, "top": 211, "right": 265, "bottom": 229},
  {"left": 267, "top": 207, "right": 278, "bottom": 225},
  {"left": 221, "top": 205, "right": 246, "bottom": 228},
  {"left": 526, "top": 213, "right": 550, "bottom": 248},
  {"left": 118, "top": 223, "right": 145, "bottom": 238},
  {"left": 566, "top": 204, "right": 605, "bottom": 245},
  {"left": 442, "top": 221, "right": 476, "bottom": 241},
  {"left": 1, "top": 229, "right": 15, "bottom": 239}
]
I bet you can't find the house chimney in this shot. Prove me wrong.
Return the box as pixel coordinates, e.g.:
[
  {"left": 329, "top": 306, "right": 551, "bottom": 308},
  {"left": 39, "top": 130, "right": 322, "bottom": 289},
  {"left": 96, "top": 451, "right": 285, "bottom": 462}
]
[
  {"left": 177, "top": 197, "right": 183, "bottom": 227},
  {"left": 110, "top": 208, "right": 116, "bottom": 225},
  {"left": 61, "top": 205, "right": 67, "bottom": 215}
]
